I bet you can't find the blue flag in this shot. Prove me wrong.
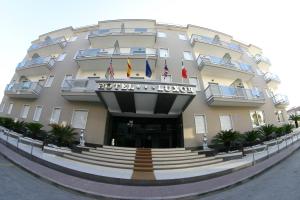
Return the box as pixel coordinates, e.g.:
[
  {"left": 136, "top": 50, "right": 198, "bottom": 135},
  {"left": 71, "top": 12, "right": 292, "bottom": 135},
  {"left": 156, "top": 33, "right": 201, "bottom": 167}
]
[{"left": 145, "top": 59, "right": 152, "bottom": 78}]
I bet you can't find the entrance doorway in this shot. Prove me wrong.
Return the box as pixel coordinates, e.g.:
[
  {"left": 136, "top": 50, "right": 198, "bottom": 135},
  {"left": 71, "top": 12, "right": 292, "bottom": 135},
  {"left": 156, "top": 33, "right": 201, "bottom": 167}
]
[{"left": 105, "top": 114, "right": 184, "bottom": 148}]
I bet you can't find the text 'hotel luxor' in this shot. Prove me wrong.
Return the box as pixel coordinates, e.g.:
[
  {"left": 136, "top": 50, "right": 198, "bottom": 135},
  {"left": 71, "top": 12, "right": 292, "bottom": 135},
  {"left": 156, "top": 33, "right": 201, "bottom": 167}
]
[{"left": 0, "top": 19, "right": 289, "bottom": 148}]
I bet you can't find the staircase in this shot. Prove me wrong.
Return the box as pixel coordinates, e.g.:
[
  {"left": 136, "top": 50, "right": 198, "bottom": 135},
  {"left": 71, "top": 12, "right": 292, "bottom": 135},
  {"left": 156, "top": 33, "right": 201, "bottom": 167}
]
[{"left": 62, "top": 145, "right": 224, "bottom": 180}]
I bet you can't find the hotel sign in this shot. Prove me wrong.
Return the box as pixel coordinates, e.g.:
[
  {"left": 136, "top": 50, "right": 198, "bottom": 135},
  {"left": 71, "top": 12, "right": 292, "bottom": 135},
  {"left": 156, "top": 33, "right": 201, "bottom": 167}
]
[{"left": 97, "top": 81, "right": 196, "bottom": 95}]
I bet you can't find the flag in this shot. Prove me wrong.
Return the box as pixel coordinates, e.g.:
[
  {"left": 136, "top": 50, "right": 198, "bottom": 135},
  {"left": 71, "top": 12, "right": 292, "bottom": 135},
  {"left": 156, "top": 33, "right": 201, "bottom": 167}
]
[
  {"left": 105, "top": 57, "right": 114, "bottom": 79},
  {"left": 181, "top": 59, "right": 188, "bottom": 79},
  {"left": 145, "top": 59, "right": 152, "bottom": 78},
  {"left": 126, "top": 58, "right": 132, "bottom": 77},
  {"left": 163, "top": 59, "right": 169, "bottom": 79}
]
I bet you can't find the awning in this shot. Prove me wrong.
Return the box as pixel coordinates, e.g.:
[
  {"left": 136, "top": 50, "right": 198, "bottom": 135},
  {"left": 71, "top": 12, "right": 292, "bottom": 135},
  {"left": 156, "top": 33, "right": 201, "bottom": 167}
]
[{"left": 95, "top": 80, "right": 196, "bottom": 116}]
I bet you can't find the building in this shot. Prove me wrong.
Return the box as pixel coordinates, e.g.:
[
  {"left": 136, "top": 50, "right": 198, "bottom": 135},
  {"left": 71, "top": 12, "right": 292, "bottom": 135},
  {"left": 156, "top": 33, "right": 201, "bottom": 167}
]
[
  {"left": 287, "top": 106, "right": 300, "bottom": 116},
  {"left": 0, "top": 19, "right": 290, "bottom": 148}
]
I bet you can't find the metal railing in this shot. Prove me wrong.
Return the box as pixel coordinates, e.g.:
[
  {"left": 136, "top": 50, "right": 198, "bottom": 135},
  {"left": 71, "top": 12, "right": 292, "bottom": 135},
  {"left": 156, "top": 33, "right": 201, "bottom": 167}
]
[
  {"left": 16, "top": 56, "right": 55, "bottom": 70},
  {"left": 28, "top": 36, "right": 67, "bottom": 51},
  {"left": 273, "top": 94, "right": 289, "bottom": 105},
  {"left": 61, "top": 79, "right": 99, "bottom": 92},
  {"left": 204, "top": 84, "right": 265, "bottom": 101},
  {"left": 264, "top": 72, "right": 281, "bottom": 83},
  {"left": 197, "top": 55, "right": 253, "bottom": 73},
  {"left": 255, "top": 54, "right": 271, "bottom": 65},
  {"left": 89, "top": 28, "right": 157, "bottom": 38},
  {"left": 75, "top": 47, "right": 157, "bottom": 59},
  {"left": 5, "top": 81, "right": 43, "bottom": 95},
  {"left": 191, "top": 34, "right": 244, "bottom": 53}
]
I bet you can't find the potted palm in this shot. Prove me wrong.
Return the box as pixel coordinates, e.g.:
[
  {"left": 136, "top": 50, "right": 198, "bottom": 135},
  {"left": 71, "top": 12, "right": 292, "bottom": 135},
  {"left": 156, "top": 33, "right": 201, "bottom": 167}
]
[
  {"left": 289, "top": 114, "right": 300, "bottom": 128},
  {"left": 212, "top": 129, "right": 241, "bottom": 152},
  {"left": 48, "top": 124, "right": 77, "bottom": 147},
  {"left": 259, "top": 124, "right": 276, "bottom": 141}
]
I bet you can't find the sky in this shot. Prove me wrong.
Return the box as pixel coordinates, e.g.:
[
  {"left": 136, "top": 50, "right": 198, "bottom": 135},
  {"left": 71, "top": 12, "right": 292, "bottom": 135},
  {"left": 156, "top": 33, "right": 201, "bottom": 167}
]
[{"left": 0, "top": 0, "right": 299, "bottom": 109}]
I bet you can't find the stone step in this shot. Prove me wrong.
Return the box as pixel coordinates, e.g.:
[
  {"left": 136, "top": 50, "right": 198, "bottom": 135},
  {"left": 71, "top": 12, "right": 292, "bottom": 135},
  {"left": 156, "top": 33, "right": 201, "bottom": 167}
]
[
  {"left": 152, "top": 154, "right": 205, "bottom": 161},
  {"left": 153, "top": 156, "right": 217, "bottom": 165},
  {"left": 88, "top": 149, "right": 136, "bottom": 157},
  {"left": 63, "top": 154, "right": 133, "bottom": 169},
  {"left": 153, "top": 159, "right": 223, "bottom": 170},
  {"left": 133, "top": 167, "right": 153, "bottom": 172},
  {"left": 102, "top": 145, "right": 136, "bottom": 151},
  {"left": 67, "top": 152, "right": 134, "bottom": 165},
  {"left": 93, "top": 148, "right": 136, "bottom": 155},
  {"left": 82, "top": 151, "right": 136, "bottom": 160}
]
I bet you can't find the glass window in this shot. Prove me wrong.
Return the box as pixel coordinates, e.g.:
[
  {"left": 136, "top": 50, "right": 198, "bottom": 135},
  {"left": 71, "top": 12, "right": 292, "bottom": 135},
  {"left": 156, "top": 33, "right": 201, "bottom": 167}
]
[
  {"left": 276, "top": 110, "right": 284, "bottom": 123},
  {"left": 56, "top": 53, "right": 66, "bottom": 61},
  {"left": 157, "top": 32, "right": 167, "bottom": 38},
  {"left": 195, "top": 115, "right": 207, "bottom": 134},
  {"left": 44, "top": 75, "right": 54, "bottom": 87},
  {"left": 159, "top": 48, "right": 169, "bottom": 58},
  {"left": 178, "top": 34, "right": 187, "bottom": 40},
  {"left": 131, "top": 47, "right": 146, "bottom": 54},
  {"left": 219, "top": 115, "right": 233, "bottom": 131},
  {"left": 71, "top": 110, "right": 88, "bottom": 129},
  {"left": 183, "top": 51, "right": 193, "bottom": 60},
  {"left": 189, "top": 77, "right": 200, "bottom": 91},
  {"left": 0, "top": 102, "right": 5, "bottom": 112},
  {"left": 33, "top": 106, "right": 43, "bottom": 121},
  {"left": 250, "top": 110, "right": 265, "bottom": 127},
  {"left": 7, "top": 103, "right": 13, "bottom": 114},
  {"left": 20, "top": 105, "right": 30, "bottom": 119},
  {"left": 134, "top": 28, "right": 147, "bottom": 33},
  {"left": 50, "top": 108, "right": 61, "bottom": 124},
  {"left": 161, "top": 75, "right": 172, "bottom": 83}
]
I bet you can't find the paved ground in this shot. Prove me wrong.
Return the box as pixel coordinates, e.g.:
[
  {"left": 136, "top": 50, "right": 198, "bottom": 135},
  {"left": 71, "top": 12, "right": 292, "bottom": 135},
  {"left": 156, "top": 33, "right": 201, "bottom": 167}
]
[
  {"left": 198, "top": 148, "right": 300, "bottom": 200},
  {"left": 0, "top": 155, "right": 94, "bottom": 200}
]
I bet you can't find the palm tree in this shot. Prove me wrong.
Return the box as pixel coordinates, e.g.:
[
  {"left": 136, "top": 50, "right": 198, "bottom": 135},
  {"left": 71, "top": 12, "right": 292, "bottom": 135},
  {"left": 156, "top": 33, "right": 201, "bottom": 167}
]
[
  {"left": 282, "top": 124, "right": 294, "bottom": 134},
  {"left": 26, "top": 122, "right": 46, "bottom": 140},
  {"left": 289, "top": 114, "right": 300, "bottom": 128},
  {"left": 275, "top": 126, "right": 285, "bottom": 137},
  {"left": 259, "top": 124, "right": 276, "bottom": 141},
  {"left": 12, "top": 121, "right": 27, "bottom": 135},
  {"left": 242, "top": 130, "right": 262, "bottom": 146},
  {"left": 212, "top": 129, "right": 241, "bottom": 152},
  {"left": 49, "top": 124, "right": 77, "bottom": 147}
]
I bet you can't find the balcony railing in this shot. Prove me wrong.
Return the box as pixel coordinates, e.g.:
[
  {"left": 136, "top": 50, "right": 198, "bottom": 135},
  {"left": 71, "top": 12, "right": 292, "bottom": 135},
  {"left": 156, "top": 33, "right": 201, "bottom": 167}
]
[
  {"left": 264, "top": 72, "right": 280, "bottom": 83},
  {"left": 89, "top": 28, "right": 157, "bottom": 38},
  {"left": 191, "top": 35, "right": 244, "bottom": 53},
  {"left": 16, "top": 56, "right": 55, "bottom": 71},
  {"left": 5, "top": 82, "right": 43, "bottom": 98},
  {"left": 61, "top": 79, "right": 99, "bottom": 92},
  {"left": 273, "top": 94, "right": 289, "bottom": 107},
  {"left": 255, "top": 54, "right": 271, "bottom": 65},
  {"left": 75, "top": 47, "right": 157, "bottom": 59},
  {"left": 204, "top": 84, "right": 265, "bottom": 105},
  {"left": 197, "top": 55, "right": 253, "bottom": 73},
  {"left": 28, "top": 36, "right": 67, "bottom": 52}
]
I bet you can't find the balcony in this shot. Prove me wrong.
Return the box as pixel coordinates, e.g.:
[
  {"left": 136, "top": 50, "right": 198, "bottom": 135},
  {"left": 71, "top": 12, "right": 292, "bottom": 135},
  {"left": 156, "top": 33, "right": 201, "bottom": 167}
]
[
  {"left": 75, "top": 47, "right": 157, "bottom": 71},
  {"left": 16, "top": 56, "right": 55, "bottom": 76},
  {"left": 61, "top": 79, "right": 99, "bottom": 102},
  {"left": 197, "top": 55, "right": 254, "bottom": 81},
  {"left": 191, "top": 35, "right": 244, "bottom": 59},
  {"left": 5, "top": 82, "right": 43, "bottom": 99},
  {"left": 264, "top": 72, "right": 280, "bottom": 89},
  {"left": 204, "top": 84, "right": 265, "bottom": 107},
  {"left": 255, "top": 54, "right": 271, "bottom": 73},
  {"left": 88, "top": 28, "right": 157, "bottom": 48},
  {"left": 273, "top": 94, "right": 289, "bottom": 108},
  {"left": 27, "top": 36, "right": 67, "bottom": 57}
]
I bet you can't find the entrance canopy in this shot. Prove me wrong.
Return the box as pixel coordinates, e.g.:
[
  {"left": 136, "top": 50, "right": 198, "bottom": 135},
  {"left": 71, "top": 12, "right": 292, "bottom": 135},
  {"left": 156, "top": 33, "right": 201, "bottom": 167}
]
[{"left": 96, "top": 79, "right": 196, "bottom": 116}]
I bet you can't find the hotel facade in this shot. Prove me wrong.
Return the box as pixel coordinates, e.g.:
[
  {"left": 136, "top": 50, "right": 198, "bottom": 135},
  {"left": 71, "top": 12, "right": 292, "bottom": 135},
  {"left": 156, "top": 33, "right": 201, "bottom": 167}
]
[{"left": 0, "top": 19, "right": 289, "bottom": 148}]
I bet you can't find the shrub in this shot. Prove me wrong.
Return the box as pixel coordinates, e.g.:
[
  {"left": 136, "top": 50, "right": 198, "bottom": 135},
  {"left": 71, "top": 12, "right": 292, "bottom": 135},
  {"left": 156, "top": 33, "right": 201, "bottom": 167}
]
[
  {"left": 242, "top": 130, "right": 262, "bottom": 147},
  {"left": 0, "top": 117, "right": 14, "bottom": 129},
  {"left": 11, "top": 120, "right": 27, "bottom": 135},
  {"left": 212, "top": 129, "right": 242, "bottom": 152},
  {"left": 26, "top": 122, "right": 46, "bottom": 140},
  {"left": 282, "top": 124, "right": 294, "bottom": 134},
  {"left": 259, "top": 124, "right": 276, "bottom": 141},
  {"left": 48, "top": 124, "right": 77, "bottom": 147},
  {"left": 275, "top": 126, "right": 285, "bottom": 137}
]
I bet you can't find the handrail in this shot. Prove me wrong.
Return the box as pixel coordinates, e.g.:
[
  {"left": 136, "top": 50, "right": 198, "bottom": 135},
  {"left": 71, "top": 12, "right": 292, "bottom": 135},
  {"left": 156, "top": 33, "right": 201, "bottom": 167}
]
[
  {"left": 28, "top": 36, "right": 67, "bottom": 51},
  {"left": 5, "top": 81, "right": 43, "bottom": 95},
  {"left": 16, "top": 56, "right": 55, "bottom": 70},
  {"left": 89, "top": 28, "right": 157, "bottom": 37}
]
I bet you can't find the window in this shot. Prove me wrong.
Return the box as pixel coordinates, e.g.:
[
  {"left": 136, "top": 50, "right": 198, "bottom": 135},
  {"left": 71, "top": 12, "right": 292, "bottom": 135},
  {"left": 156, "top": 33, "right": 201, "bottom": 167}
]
[
  {"left": 33, "top": 106, "right": 43, "bottom": 121},
  {"left": 161, "top": 75, "right": 172, "bottom": 83},
  {"left": 189, "top": 77, "right": 200, "bottom": 91},
  {"left": 56, "top": 53, "right": 66, "bottom": 61},
  {"left": 71, "top": 110, "right": 88, "bottom": 129},
  {"left": 0, "top": 102, "right": 5, "bottom": 112},
  {"left": 7, "top": 103, "right": 13, "bottom": 114},
  {"left": 183, "top": 51, "right": 193, "bottom": 60},
  {"left": 250, "top": 110, "right": 265, "bottom": 127},
  {"left": 219, "top": 115, "right": 233, "bottom": 131},
  {"left": 44, "top": 75, "right": 54, "bottom": 87},
  {"left": 157, "top": 32, "right": 167, "bottom": 38},
  {"left": 194, "top": 115, "right": 207, "bottom": 134},
  {"left": 61, "top": 74, "right": 72, "bottom": 87},
  {"left": 265, "top": 89, "right": 272, "bottom": 98},
  {"left": 50, "top": 108, "right": 61, "bottom": 124},
  {"left": 131, "top": 47, "right": 146, "bottom": 54},
  {"left": 256, "top": 68, "right": 263, "bottom": 75},
  {"left": 134, "top": 28, "right": 147, "bottom": 33},
  {"left": 20, "top": 105, "right": 30, "bottom": 119},
  {"left": 159, "top": 48, "right": 169, "bottom": 58},
  {"left": 69, "top": 36, "right": 78, "bottom": 42},
  {"left": 276, "top": 110, "right": 284, "bottom": 123},
  {"left": 178, "top": 34, "right": 187, "bottom": 40}
]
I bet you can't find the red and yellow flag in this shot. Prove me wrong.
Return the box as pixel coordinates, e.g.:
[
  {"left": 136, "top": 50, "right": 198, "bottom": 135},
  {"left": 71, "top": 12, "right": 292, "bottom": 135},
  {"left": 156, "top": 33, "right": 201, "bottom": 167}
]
[{"left": 127, "top": 58, "right": 132, "bottom": 77}]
